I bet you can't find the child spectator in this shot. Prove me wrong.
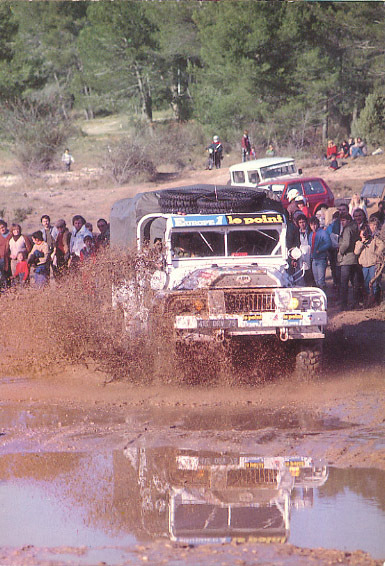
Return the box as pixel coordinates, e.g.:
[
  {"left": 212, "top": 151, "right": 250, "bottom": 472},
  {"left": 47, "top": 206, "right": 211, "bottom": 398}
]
[
  {"left": 80, "top": 235, "right": 96, "bottom": 262},
  {"left": 10, "top": 251, "right": 29, "bottom": 287},
  {"left": 27, "top": 231, "right": 50, "bottom": 288}
]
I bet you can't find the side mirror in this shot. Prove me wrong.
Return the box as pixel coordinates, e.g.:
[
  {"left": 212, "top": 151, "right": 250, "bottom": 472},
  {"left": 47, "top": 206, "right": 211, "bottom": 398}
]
[{"left": 298, "top": 168, "right": 303, "bottom": 175}]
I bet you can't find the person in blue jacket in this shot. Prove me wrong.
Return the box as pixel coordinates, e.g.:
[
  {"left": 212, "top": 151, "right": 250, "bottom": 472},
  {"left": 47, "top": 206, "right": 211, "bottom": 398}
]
[{"left": 308, "top": 216, "right": 332, "bottom": 290}]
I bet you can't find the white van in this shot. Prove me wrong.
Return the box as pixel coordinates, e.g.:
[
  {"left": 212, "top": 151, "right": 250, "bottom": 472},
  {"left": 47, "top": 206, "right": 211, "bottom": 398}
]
[{"left": 229, "top": 157, "right": 300, "bottom": 188}]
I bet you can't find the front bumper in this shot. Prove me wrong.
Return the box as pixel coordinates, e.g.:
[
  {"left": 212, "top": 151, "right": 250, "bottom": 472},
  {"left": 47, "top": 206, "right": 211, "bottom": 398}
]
[{"left": 175, "top": 310, "right": 327, "bottom": 340}]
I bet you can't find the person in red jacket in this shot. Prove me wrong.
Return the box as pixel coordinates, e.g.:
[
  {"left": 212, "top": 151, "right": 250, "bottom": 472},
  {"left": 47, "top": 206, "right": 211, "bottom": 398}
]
[{"left": 10, "top": 251, "right": 30, "bottom": 287}]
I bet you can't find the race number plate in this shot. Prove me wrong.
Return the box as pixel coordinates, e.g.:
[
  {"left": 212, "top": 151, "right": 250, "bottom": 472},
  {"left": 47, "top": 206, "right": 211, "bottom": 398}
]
[{"left": 197, "top": 319, "right": 238, "bottom": 329}]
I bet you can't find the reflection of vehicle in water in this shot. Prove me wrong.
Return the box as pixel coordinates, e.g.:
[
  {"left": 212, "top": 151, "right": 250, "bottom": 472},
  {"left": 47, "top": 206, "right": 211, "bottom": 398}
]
[
  {"left": 114, "top": 447, "right": 328, "bottom": 544},
  {"left": 111, "top": 185, "right": 327, "bottom": 378}
]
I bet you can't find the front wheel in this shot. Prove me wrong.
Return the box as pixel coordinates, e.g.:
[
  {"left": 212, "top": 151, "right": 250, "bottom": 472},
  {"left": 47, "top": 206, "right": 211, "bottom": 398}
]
[{"left": 294, "top": 340, "right": 324, "bottom": 380}]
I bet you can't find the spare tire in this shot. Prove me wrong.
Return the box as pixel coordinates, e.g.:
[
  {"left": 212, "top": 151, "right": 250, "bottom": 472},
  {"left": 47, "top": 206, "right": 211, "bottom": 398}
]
[{"left": 197, "top": 194, "right": 259, "bottom": 214}]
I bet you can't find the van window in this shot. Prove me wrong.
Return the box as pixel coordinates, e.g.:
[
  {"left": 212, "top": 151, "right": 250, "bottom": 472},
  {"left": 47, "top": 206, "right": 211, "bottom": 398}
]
[
  {"left": 247, "top": 171, "right": 260, "bottom": 184},
  {"left": 232, "top": 171, "right": 245, "bottom": 184},
  {"left": 303, "top": 180, "right": 325, "bottom": 195}
]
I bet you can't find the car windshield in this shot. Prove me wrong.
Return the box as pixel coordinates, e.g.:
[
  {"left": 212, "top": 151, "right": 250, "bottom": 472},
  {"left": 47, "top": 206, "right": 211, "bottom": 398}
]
[
  {"left": 260, "top": 162, "right": 296, "bottom": 180},
  {"left": 361, "top": 182, "right": 385, "bottom": 198},
  {"left": 171, "top": 228, "right": 281, "bottom": 258}
]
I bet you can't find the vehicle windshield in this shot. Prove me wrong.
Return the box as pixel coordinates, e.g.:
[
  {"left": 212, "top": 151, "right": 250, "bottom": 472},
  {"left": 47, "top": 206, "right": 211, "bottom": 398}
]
[
  {"left": 260, "top": 162, "right": 296, "bottom": 181},
  {"left": 171, "top": 228, "right": 282, "bottom": 258}
]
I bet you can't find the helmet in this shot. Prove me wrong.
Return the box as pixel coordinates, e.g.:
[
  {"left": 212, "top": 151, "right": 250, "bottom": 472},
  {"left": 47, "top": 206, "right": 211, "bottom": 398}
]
[
  {"left": 213, "top": 135, "right": 219, "bottom": 142},
  {"left": 287, "top": 189, "right": 300, "bottom": 202}
]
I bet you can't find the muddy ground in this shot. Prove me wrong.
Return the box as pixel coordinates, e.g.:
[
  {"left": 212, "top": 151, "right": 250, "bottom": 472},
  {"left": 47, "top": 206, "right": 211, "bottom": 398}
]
[{"left": 0, "top": 158, "right": 385, "bottom": 565}]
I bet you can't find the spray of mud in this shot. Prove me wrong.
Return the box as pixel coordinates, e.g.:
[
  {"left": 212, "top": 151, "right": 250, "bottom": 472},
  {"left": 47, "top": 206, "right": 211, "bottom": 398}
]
[
  {"left": 0, "top": 249, "right": 153, "bottom": 382},
  {"left": 0, "top": 248, "right": 298, "bottom": 386}
]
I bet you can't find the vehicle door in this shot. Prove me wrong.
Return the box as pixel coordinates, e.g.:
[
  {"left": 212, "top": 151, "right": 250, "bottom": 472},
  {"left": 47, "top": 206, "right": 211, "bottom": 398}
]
[{"left": 302, "top": 180, "right": 327, "bottom": 213}]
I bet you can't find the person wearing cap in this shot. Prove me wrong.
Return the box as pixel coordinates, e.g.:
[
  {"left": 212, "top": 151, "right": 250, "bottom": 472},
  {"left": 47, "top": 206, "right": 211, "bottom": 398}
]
[
  {"left": 206, "top": 135, "right": 223, "bottom": 170},
  {"left": 52, "top": 219, "right": 71, "bottom": 279},
  {"left": 286, "top": 188, "right": 300, "bottom": 220},
  {"left": 294, "top": 196, "right": 310, "bottom": 219},
  {"left": 241, "top": 130, "right": 251, "bottom": 162}
]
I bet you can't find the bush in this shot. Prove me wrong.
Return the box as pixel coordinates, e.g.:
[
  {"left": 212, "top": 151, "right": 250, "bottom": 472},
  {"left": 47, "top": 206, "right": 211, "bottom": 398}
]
[
  {"left": 13, "top": 207, "right": 33, "bottom": 223},
  {"left": 0, "top": 96, "right": 73, "bottom": 174},
  {"left": 103, "top": 138, "right": 157, "bottom": 185}
]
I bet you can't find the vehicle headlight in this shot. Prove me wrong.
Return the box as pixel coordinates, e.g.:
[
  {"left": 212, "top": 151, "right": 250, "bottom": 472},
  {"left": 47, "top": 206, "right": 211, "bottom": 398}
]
[
  {"left": 275, "top": 289, "right": 292, "bottom": 310},
  {"left": 150, "top": 270, "right": 167, "bottom": 290}
]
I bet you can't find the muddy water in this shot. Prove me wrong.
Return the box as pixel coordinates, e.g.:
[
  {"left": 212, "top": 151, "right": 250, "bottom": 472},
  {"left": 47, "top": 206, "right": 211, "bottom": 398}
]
[{"left": 1, "top": 404, "right": 384, "bottom": 564}]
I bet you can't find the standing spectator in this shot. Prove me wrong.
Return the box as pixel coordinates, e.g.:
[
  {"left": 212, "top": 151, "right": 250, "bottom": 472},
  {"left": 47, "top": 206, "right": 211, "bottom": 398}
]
[
  {"left": 266, "top": 143, "right": 275, "bottom": 157},
  {"left": 294, "top": 196, "right": 310, "bottom": 219},
  {"left": 62, "top": 148, "right": 74, "bottom": 171},
  {"left": 0, "top": 220, "right": 11, "bottom": 290},
  {"left": 337, "top": 214, "right": 361, "bottom": 310},
  {"left": 308, "top": 216, "right": 331, "bottom": 290},
  {"left": 355, "top": 221, "right": 384, "bottom": 307},
  {"left": 52, "top": 219, "right": 71, "bottom": 279},
  {"left": 326, "top": 210, "right": 342, "bottom": 289},
  {"left": 10, "top": 251, "right": 29, "bottom": 287},
  {"left": 295, "top": 214, "right": 313, "bottom": 286},
  {"left": 8, "top": 224, "right": 32, "bottom": 276},
  {"left": 96, "top": 218, "right": 110, "bottom": 249},
  {"left": 286, "top": 189, "right": 300, "bottom": 220},
  {"left": 371, "top": 201, "right": 385, "bottom": 227},
  {"left": 241, "top": 130, "right": 251, "bottom": 162},
  {"left": 40, "top": 215, "right": 58, "bottom": 254},
  {"left": 250, "top": 146, "right": 256, "bottom": 160},
  {"left": 69, "top": 215, "right": 93, "bottom": 270},
  {"left": 27, "top": 231, "right": 50, "bottom": 289},
  {"left": 206, "top": 135, "right": 223, "bottom": 170},
  {"left": 353, "top": 208, "right": 368, "bottom": 231},
  {"left": 349, "top": 193, "right": 367, "bottom": 217}
]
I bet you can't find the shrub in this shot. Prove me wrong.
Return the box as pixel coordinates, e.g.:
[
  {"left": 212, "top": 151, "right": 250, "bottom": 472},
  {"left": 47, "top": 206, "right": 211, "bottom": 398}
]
[
  {"left": 0, "top": 96, "right": 73, "bottom": 174},
  {"left": 13, "top": 207, "right": 33, "bottom": 223},
  {"left": 352, "top": 92, "right": 385, "bottom": 146}
]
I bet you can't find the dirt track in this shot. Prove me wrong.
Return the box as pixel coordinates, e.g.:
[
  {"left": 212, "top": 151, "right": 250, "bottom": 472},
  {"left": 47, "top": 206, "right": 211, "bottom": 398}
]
[{"left": 1, "top": 158, "right": 385, "bottom": 565}]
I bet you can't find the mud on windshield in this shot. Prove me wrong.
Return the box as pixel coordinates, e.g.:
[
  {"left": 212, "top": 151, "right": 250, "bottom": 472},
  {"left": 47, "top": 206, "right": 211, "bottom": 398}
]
[{"left": 171, "top": 228, "right": 281, "bottom": 258}]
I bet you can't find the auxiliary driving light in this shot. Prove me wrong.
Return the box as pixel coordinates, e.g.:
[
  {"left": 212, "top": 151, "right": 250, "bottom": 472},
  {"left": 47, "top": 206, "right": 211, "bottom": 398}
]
[
  {"left": 194, "top": 299, "right": 204, "bottom": 312},
  {"left": 288, "top": 297, "right": 300, "bottom": 310}
]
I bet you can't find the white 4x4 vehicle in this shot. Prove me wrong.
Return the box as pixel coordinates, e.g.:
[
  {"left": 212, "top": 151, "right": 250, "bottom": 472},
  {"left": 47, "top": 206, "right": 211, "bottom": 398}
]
[
  {"left": 111, "top": 185, "right": 326, "bottom": 378},
  {"left": 229, "top": 157, "right": 301, "bottom": 188}
]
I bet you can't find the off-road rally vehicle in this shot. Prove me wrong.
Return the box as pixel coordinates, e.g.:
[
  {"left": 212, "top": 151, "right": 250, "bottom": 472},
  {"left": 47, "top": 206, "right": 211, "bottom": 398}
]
[{"left": 111, "top": 185, "right": 327, "bottom": 378}]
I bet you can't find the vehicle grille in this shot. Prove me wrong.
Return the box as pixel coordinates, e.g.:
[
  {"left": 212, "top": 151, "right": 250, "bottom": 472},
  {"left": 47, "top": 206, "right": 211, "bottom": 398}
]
[
  {"left": 227, "top": 468, "right": 278, "bottom": 487},
  {"left": 224, "top": 291, "right": 275, "bottom": 313}
]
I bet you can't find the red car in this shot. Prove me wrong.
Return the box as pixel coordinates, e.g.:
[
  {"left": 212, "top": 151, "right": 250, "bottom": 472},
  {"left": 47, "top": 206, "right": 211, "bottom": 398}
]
[{"left": 258, "top": 176, "right": 334, "bottom": 215}]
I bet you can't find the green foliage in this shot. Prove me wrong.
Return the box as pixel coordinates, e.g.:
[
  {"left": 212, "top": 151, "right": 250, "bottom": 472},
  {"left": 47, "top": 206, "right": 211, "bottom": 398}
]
[
  {"left": 0, "top": 1, "right": 384, "bottom": 149},
  {"left": 352, "top": 92, "right": 385, "bottom": 146}
]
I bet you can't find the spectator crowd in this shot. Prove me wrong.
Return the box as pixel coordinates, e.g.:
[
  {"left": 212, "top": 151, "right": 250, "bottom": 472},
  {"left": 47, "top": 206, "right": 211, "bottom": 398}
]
[
  {"left": 287, "top": 193, "right": 385, "bottom": 310},
  {"left": 0, "top": 214, "right": 110, "bottom": 291}
]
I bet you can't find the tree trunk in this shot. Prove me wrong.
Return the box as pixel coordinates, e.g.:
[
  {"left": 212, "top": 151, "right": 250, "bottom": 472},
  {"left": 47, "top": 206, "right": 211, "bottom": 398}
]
[
  {"left": 134, "top": 63, "right": 152, "bottom": 121},
  {"left": 322, "top": 99, "right": 328, "bottom": 144}
]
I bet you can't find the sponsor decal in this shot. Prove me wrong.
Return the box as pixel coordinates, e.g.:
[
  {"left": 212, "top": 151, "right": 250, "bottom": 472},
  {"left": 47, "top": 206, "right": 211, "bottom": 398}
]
[
  {"left": 283, "top": 313, "right": 303, "bottom": 321},
  {"left": 226, "top": 213, "right": 284, "bottom": 225},
  {"left": 243, "top": 314, "right": 262, "bottom": 321},
  {"left": 246, "top": 461, "right": 264, "bottom": 469},
  {"left": 172, "top": 215, "right": 226, "bottom": 227},
  {"left": 236, "top": 274, "right": 251, "bottom": 284}
]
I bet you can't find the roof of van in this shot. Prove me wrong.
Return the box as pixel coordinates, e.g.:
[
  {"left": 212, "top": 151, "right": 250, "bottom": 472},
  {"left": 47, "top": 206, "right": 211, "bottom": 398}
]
[
  {"left": 229, "top": 157, "right": 294, "bottom": 171},
  {"left": 363, "top": 177, "right": 385, "bottom": 184}
]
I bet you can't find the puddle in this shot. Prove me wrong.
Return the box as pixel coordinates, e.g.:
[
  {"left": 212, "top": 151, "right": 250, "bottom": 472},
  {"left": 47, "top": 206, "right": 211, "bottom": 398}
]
[
  {"left": 0, "top": 446, "right": 384, "bottom": 562},
  {"left": 130, "top": 407, "right": 356, "bottom": 433}
]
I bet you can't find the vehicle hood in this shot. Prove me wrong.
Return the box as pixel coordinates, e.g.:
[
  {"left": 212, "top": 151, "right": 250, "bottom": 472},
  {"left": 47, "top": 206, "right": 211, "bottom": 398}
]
[{"left": 170, "top": 264, "right": 289, "bottom": 291}]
